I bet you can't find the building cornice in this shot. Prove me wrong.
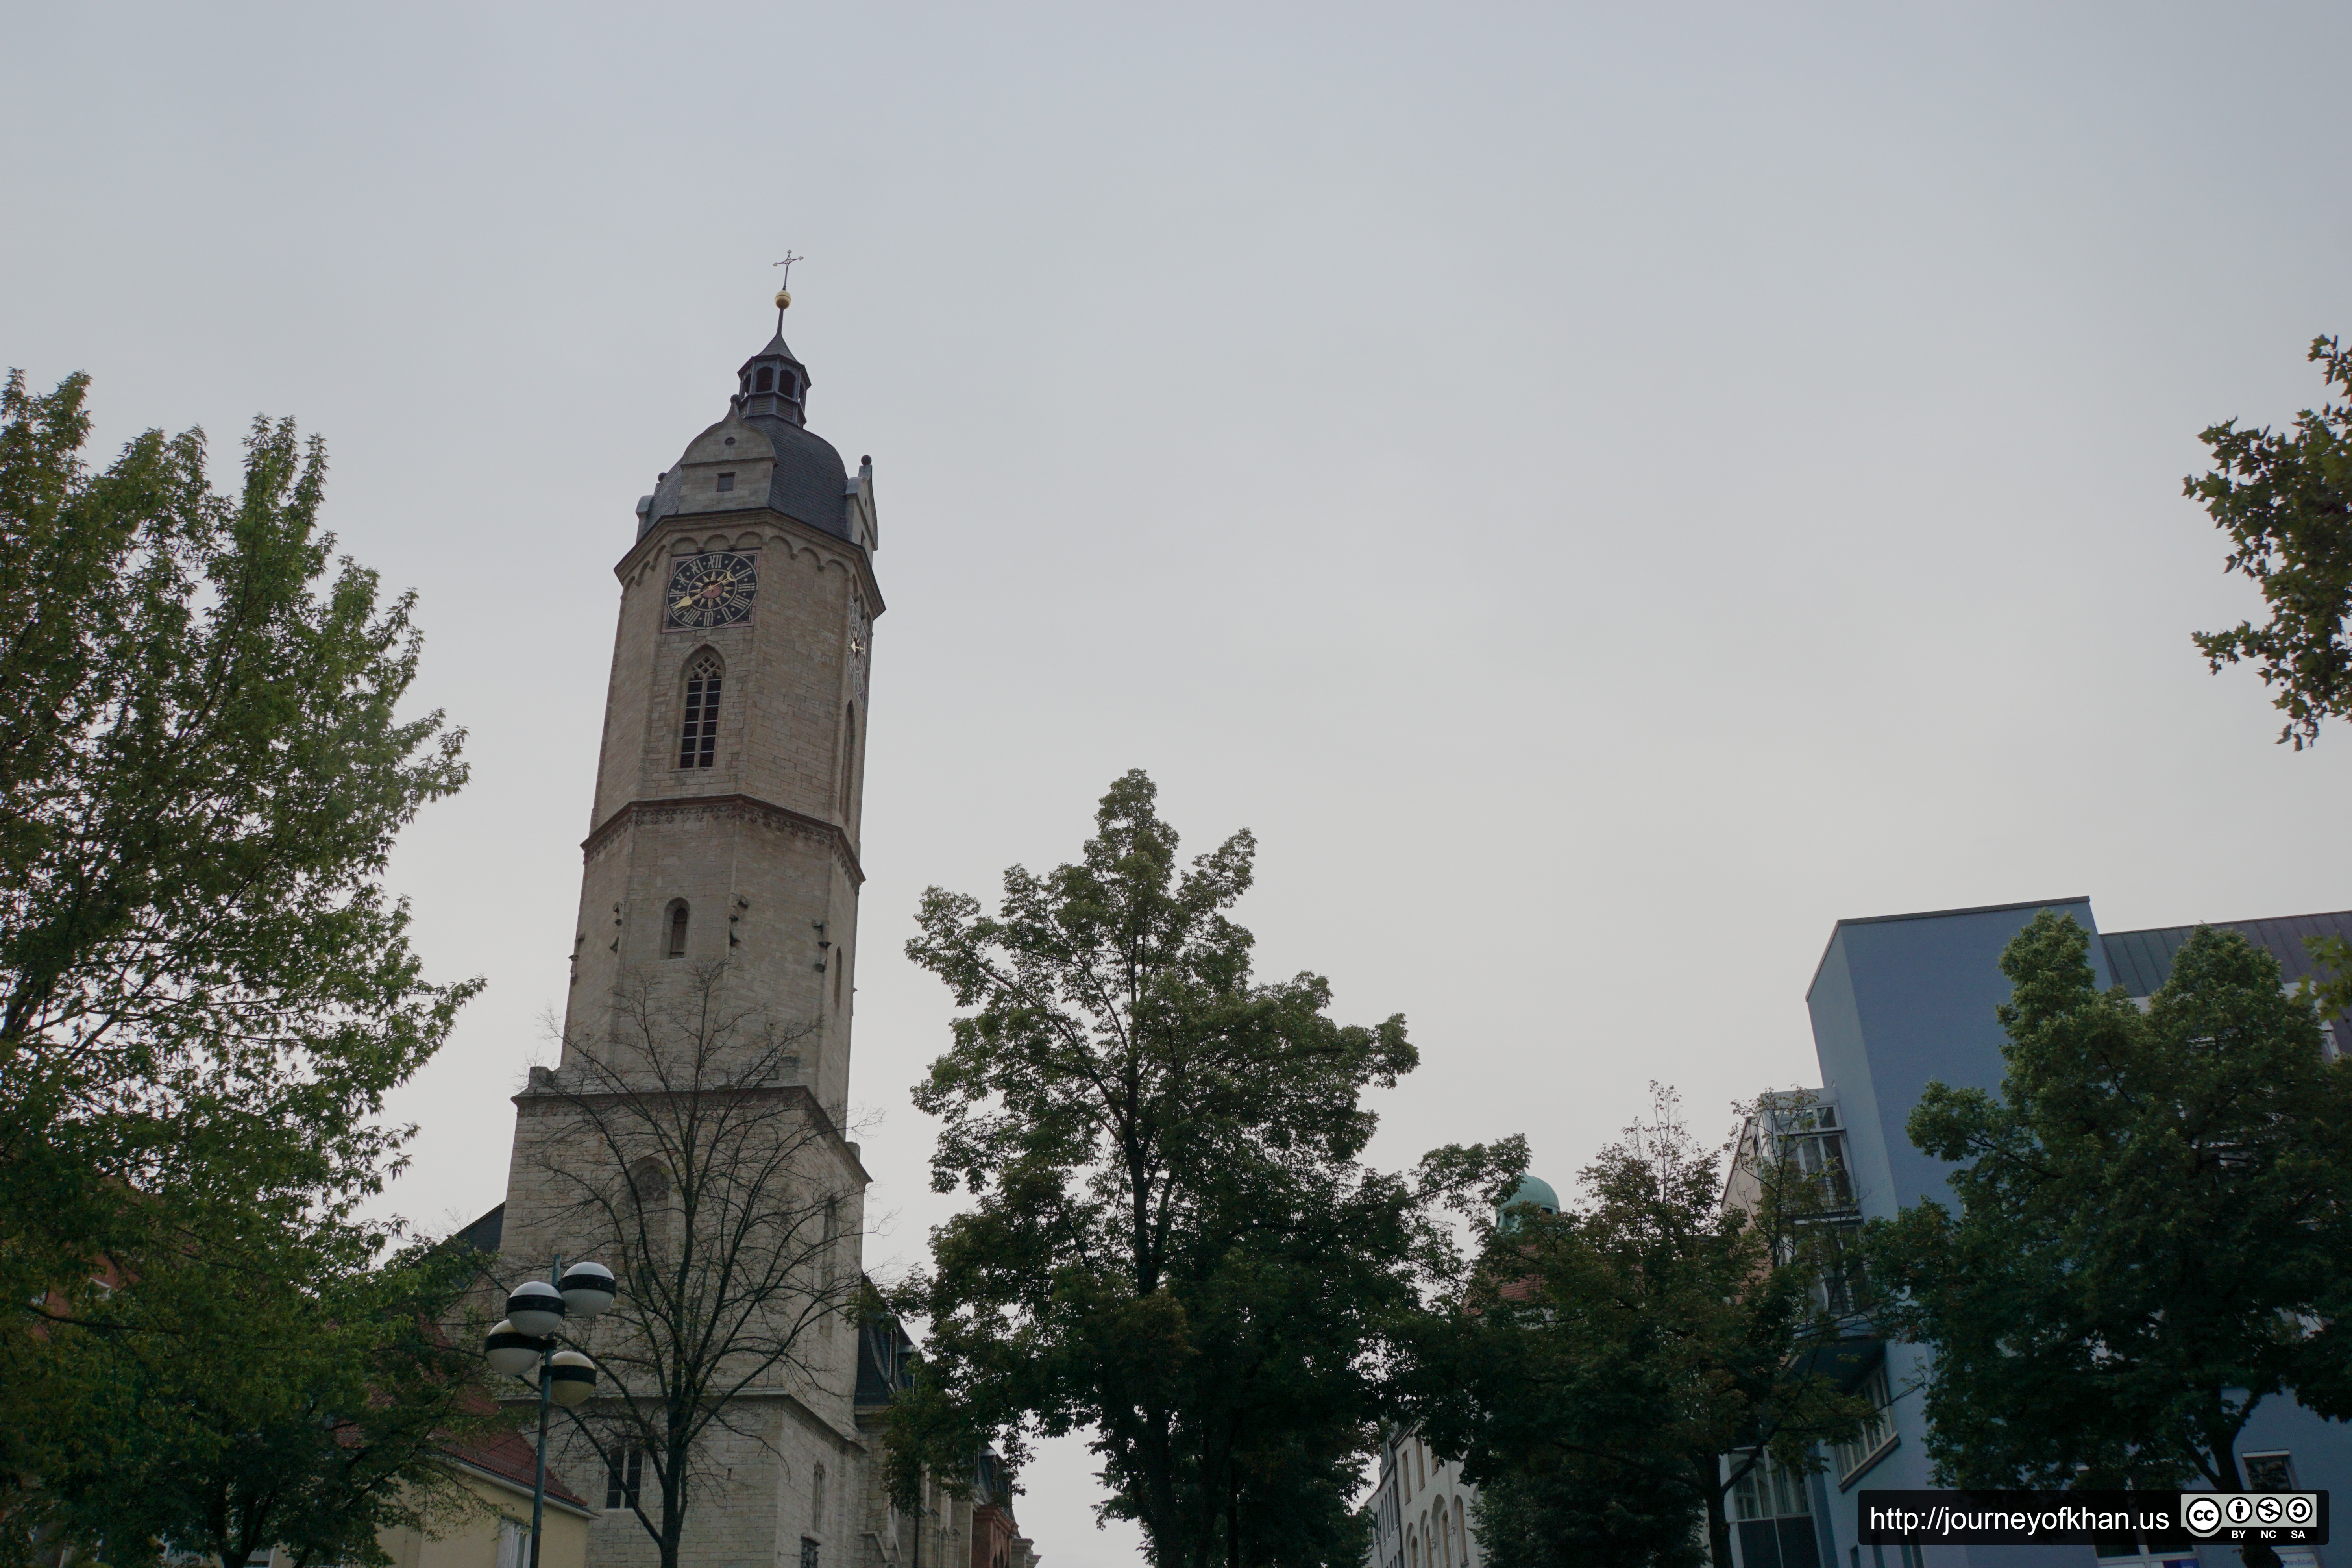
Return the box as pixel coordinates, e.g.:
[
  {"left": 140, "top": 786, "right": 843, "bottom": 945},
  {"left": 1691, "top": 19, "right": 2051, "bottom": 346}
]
[
  {"left": 583, "top": 793, "right": 864, "bottom": 887},
  {"left": 514, "top": 1077, "right": 874, "bottom": 1188},
  {"left": 616, "top": 505, "right": 886, "bottom": 619}
]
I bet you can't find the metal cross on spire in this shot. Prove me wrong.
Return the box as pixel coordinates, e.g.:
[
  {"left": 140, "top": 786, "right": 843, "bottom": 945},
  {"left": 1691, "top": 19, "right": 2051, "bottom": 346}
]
[{"left": 771, "top": 252, "right": 803, "bottom": 329}]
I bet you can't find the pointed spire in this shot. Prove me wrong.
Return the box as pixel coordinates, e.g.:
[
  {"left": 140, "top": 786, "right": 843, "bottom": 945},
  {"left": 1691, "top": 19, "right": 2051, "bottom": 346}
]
[{"left": 737, "top": 265, "right": 813, "bottom": 426}]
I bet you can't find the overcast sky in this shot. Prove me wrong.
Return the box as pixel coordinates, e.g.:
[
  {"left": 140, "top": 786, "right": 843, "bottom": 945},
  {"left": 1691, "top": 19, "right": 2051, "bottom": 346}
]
[{"left": 8, "top": 4, "right": 2352, "bottom": 1560}]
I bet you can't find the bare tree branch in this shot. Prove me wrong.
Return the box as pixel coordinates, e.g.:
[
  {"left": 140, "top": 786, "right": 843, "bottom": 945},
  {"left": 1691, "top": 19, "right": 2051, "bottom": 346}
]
[{"left": 497, "top": 963, "right": 867, "bottom": 1568}]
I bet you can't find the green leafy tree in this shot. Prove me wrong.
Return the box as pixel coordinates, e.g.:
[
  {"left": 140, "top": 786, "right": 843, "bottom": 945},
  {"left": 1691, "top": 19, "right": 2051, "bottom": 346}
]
[
  {"left": 0, "top": 368, "right": 477, "bottom": 1560},
  {"left": 2189, "top": 333, "right": 2352, "bottom": 751},
  {"left": 1467, "top": 1463, "right": 1695, "bottom": 1568},
  {"left": 1868, "top": 914, "right": 2352, "bottom": 1513},
  {"left": 887, "top": 770, "right": 1517, "bottom": 1568},
  {"left": 24, "top": 1233, "right": 495, "bottom": 1568},
  {"left": 1408, "top": 1088, "right": 1875, "bottom": 1568},
  {"left": 2181, "top": 335, "right": 2352, "bottom": 1029}
]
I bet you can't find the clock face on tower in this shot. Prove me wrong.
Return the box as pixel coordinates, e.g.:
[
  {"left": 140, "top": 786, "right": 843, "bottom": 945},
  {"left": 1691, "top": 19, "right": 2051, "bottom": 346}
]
[{"left": 664, "top": 552, "right": 759, "bottom": 631}]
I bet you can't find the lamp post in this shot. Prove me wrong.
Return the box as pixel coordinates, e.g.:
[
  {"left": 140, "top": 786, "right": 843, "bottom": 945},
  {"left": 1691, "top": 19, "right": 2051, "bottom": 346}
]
[{"left": 484, "top": 1258, "right": 617, "bottom": 1568}]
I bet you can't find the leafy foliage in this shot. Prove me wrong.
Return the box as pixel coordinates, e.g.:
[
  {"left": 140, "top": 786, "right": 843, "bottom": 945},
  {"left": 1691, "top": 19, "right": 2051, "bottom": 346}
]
[
  {"left": 889, "top": 771, "right": 1518, "bottom": 1568},
  {"left": 1468, "top": 1461, "right": 1697, "bottom": 1568},
  {"left": 14, "top": 1235, "right": 495, "bottom": 1568},
  {"left": 2188, "top": 334, "right": 2352, "bottom": 750},
  {"left": 0, "top": 368, "right": 477, "bottom": 1562},
  {"left": 1868, "top": 913, "right": 2352, "bottom": 1498},
  {"left": 1407, "top": 1088, "right": 1875, "bottom": 1568}
]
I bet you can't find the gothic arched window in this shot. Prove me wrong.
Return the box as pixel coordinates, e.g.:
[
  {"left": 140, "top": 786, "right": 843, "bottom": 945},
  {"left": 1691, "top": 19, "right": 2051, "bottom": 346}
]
[
  {"left": 629, "top": 1156, "right": 671, "bottom": 1261},
  {"left": 666, "top": 900, "right": 689, "bottom": 959},
  {"left": 679, "top": 653, "right": 722, "bottom": 769}
]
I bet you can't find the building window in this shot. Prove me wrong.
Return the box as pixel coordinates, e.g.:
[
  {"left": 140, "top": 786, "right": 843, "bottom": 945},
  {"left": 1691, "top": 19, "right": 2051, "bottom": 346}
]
[
  {"left": 679, "top": 653, "right": 721, "bottom": 769},
  {"left": 666, "top": 900, "right": 690, "bottom": 959},
  {"left": 840, "top": 702, "right": 858, "bottom": 810},
  {"left": 1829, "top": 1365, "right": 1895, "bottom": 1485},
  {"left": 1732, "top": 1448, "right": 1820, "bottom": 1568},
  {"left": 1777, "top": 1103, "right": 1853, "bottom": 1211},
  {"left": 628, "top": 1157, "right": 671, "bottom": 1260},
  {"left": 812, "top": 1462, "right": 827, "bottom": 1531},
  {"left": 497, "top": 1520, "right": 527, "bottom": 1568},
  {"left": 2243, "top": 1452, "right": 2297, "bottom": 1491},
  {"left": 756, "top": 367, "right": 775, "bottom": 392},
  {"left": 716, "top": 472, "right": 735, "bottom": 492},
  {"left": 606, "top": 1443, "right": 643, "bottom": 1510},
  {"left": 799, "top": 1539, "right": 818, "bottom": 1568},
  {"left": 1812, "top": 1223, "right": 1869, "bottom": 1317}
]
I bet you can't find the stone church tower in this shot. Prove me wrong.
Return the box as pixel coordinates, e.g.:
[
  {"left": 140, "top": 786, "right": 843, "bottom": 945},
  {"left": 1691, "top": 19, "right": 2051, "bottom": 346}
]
[
  {"left": 564, "top": 317, "right": 878, "bottom": 1113},
  {"left": 481, "top": 310, "right": 1034, "bottom": 1568}
]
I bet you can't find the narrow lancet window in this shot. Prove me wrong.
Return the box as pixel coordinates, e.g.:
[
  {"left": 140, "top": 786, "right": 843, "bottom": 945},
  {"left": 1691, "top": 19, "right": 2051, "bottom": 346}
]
[
  {"left": 666, "top": 900, "right": 689, "bottom": 959},
  {"left": 839, "top": 701, "right": 857, "bottom": 810},
  {"left": 679, "top": 653, "right": 722, "bottom": 769}
]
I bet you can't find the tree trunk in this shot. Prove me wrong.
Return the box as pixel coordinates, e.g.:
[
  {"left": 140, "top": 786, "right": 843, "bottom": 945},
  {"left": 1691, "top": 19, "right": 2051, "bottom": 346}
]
[
  {"left": 1705, "top": 1471, "right": 1735, "bottom": 1568},
  {"left": 659, "top": 1468, "right": 685, "bottom": 1568},
  {"left": 2206, "top": 1403, "right": 2283, "bottom": 1568}
]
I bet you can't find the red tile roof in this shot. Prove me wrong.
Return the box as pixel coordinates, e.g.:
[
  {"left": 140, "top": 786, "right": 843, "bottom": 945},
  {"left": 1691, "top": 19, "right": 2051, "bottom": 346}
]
[{"left": 442, "top": 1429, "right": 594, "bottom": 1513}]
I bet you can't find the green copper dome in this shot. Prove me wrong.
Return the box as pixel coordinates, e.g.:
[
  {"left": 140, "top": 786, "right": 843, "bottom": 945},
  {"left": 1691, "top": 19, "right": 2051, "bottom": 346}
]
[{"left": 1496, "top": 1174, "right": 1559, "bottom": 1230}]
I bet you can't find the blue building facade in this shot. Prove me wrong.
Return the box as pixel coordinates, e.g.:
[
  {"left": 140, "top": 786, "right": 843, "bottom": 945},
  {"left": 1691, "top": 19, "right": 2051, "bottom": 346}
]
[{"left": 1749, "top": 899, "right": 2352, "bottom": 1568}]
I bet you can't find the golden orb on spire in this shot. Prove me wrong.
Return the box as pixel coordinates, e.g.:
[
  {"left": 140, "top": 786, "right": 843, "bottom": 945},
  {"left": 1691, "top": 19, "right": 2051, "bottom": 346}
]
[{"left": 773, "top": 287, "right": 792, "bottom": 311}]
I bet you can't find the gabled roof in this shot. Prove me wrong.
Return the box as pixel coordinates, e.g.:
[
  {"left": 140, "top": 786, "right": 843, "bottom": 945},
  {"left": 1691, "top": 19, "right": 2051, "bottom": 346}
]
[
  {"left": 454, "top": 1204, "right": 504, "bottom": 1254},
  {"left": 442, "top": 1428, "right": 594, "bottom": 1514}
]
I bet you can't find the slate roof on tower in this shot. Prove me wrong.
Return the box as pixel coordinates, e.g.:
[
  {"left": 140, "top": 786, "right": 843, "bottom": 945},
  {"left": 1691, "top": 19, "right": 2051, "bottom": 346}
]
[{"left": 636, "top": 328, "right": 856, "bottom": 545}]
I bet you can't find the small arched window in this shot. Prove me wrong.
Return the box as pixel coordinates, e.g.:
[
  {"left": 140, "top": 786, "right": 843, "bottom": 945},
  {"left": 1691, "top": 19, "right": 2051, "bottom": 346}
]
[
  {"left": 755, "top": 366, "right": 775, "bottom": 392},
  {"left": 666, "top": 900, "right": 689, "bottom": 959},
  {"left": 679, "top": 653, "right": 722, "bottom": 769},
  {"left": 629, "top": 1156, "right": 670, "bottom": 1204}
]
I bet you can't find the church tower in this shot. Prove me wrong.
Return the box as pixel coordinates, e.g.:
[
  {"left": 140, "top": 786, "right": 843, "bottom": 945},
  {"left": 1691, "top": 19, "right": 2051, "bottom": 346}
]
[
  {"left": 560, "top": 312, "right": 880, "bottom": 1116},
  {"left": 486, "top": 300, "right": 942, "bottom": 1568}
]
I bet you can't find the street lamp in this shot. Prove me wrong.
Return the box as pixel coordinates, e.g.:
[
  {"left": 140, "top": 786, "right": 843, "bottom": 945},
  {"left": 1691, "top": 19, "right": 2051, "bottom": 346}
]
[{"left": 483, "top": 1257, "right": 615, "bottom": 1568}]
